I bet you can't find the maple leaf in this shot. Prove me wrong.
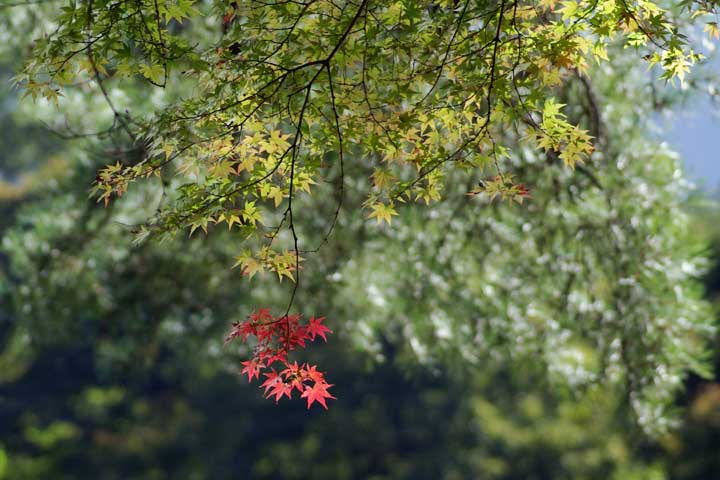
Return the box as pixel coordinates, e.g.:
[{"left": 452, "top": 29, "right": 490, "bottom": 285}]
[
  {"left": 260, "top": 370, "right": 282, "bottom": 395},
  {"left": 232, "top": 252, "right": 263, "bottom": 279},
  {"left": 225, "top": 320, "right": 256, "bottom": 343},
  {"left": 300, "top": 381, "right": 336, "bottom": 410},
  {"left": 268, "top": 381, "right": 293, "bottom": 402},
  {"left": 367, "top": 202, "right": 398, "bottom": 225},
  {"left": 240, "top": 360, "right": 262, "bottom": 382},
  {"left": 286, "top": 328, "right": 308, "bottom": 349},
  {"left": 307, "top": 316, "right": 332, "bottom": 342},
  {"left": 226, "top": 309, "right": 336, "bottom": 408},
  {"left": 280, "top": 361, "right": 302, "bottom": 379},
  {"left": 250, "top": 308, "right": 274, "bottom": 323},
  {"left": 256, "top": 345, "right": 288, "bottom": 365},
  {"left": 512, "top": 184, "right": 532, "bottom": 205},
  {"left": 302, "top": 364, "right": 326, "bottom": 383},
  {"left": 371, "top": 168, "right": 395, "bottom": 190},
  {"left": 289, "top": 376, "right": 305, "bottom": 393}
]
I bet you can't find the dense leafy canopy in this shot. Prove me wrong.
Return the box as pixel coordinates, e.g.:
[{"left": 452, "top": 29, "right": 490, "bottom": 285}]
[{"left": 16, "top": 0, "right": 712, "bottom": 275}]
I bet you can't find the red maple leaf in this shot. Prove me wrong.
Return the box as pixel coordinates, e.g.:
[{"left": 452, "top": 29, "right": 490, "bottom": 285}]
[
  {"left": 281, "top": 361, "right": 301, "bottom": 378},
  {"left": 225, "top": 320, "right": 256, "bottom": 343},
  {"left": 268, "top": 381, "right": 292, "bottom": 403},
  {"left": 250, "top": 308, "right": 274, "bottom": 323},
  {"left": 516, "top": 183, "right": 531, "bottom": 198},
  {"left": 300, "top": 381, "right": 336, "bottom": 410},
  {"left": 240, "top": 359, "right": 261, "bottom": 382},
  {"left": 306, "top": 316, "right": 332, "bottom": 342},
  {"left": 302, "top": 364, "right": 325, "bottom": 383},
  {"left": 226, "top": 309, "right": 335, "bottom": 408},
  {"left": 260, "top": 370, "right": 281, "bottom": 395}
]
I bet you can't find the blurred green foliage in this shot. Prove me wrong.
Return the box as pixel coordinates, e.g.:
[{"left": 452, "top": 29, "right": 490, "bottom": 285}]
[{"left": 0, "top": 2, "right": 719, "bottom": 479}]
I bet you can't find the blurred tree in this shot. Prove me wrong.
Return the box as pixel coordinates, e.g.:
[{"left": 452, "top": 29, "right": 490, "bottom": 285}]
[
  {"left": 649, "top": 199, "right": 720, "bottom": 479},
  {"left": 0, "top": 0, "right": 718, "bottom": 478}
]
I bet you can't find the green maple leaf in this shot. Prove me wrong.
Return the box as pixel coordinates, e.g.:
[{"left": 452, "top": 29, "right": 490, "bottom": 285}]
[{"left": 368, "top": 202, "right": 398, "bottom": 225}]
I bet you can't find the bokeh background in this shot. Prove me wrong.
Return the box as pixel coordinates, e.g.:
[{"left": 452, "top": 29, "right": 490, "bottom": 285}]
[{"left": 2, "top": 5, "right": 720, "bottom": 480}]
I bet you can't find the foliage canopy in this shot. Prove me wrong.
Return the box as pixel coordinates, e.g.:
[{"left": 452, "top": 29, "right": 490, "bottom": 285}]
[{"left": 17, "top": 0, "right": 710, "bottom": 274}]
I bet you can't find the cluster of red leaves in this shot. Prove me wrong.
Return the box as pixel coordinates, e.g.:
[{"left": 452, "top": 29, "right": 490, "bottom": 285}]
[{"left": 225, "top": 308, "right": 336, "bottom": 409}]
